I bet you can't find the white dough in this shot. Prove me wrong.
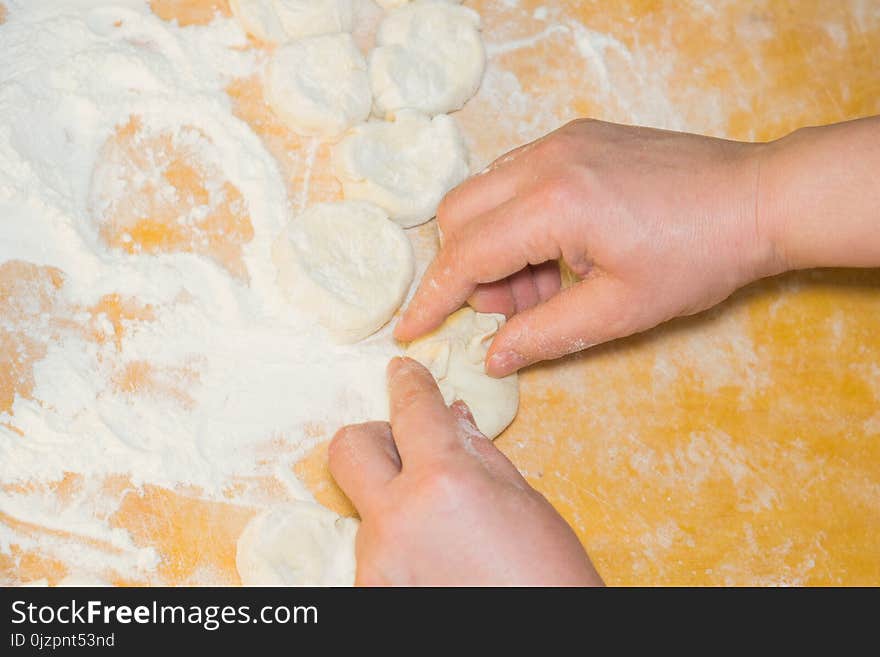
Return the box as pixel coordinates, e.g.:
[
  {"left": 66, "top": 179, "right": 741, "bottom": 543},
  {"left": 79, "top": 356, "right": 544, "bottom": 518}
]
[
  {"left": 273, "top": 201, "right": 415, "bottom": 342},
  {"left": 236, "top": 502, "right": 359, "bottom": 586},
  {"left": 230, "top": 0, "right": 354, "bottom": 45},
  {"left": 370, "top": 1, "right": 486, "bottom": 117},
  {"left": 406, "top": 308, "right": 519, "bottom": 439},
  {"left": 376, "top": 0, "right": 462, "bottom": 10},
  {"left": 332, "top": 110, "right": 469, "bottom": 227},
  {"left": 376, "top": 0, "right": 408, "bottom": 8},
  {"left": 267, "top": 34, "right": 371, "bottom": 138}
]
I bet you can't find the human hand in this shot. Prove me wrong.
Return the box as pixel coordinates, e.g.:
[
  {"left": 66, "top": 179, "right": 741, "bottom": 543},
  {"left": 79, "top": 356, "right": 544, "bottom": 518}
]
[
  {"left": 394, "top": 119, "right": 781, "bottom": 376},
  {"left": 328, "top": 357, "right": 603, "bottom": 586}
]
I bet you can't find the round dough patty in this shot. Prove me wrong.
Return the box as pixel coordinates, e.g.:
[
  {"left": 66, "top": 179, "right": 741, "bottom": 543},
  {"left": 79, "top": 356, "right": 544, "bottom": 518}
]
[
  {"left": 267, "top": 33, "right": 371, "bottom": 139},
  {"left": 230, "top": 0, "right": 354, "bottom": 44},
  {"left": 406, "top": 307, "right": 519, "bottom": 439},
  {"left": 236, "top": 502, "right": 359, "bottom": 586},
  {"left": 370, "top": 1, "right": 485, "bottom": 118},
  {"left": 332, "top": 110, "right": 469, "bottom": 227},
  {"left": 273, "top": 201, "right": 415, "bottom": 343}
]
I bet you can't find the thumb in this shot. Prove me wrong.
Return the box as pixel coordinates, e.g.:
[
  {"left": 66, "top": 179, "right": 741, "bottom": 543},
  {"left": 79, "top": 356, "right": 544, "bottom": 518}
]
[{"left": 485, "top": 275, "right": 647, "bottom": 377}]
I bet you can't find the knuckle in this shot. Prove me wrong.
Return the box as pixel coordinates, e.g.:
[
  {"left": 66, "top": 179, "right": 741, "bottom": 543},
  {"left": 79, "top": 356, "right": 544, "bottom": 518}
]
[
  {"left": 535, "top": 134, "right": 569, "bottom": 161},
  {"left": 539, "top": 175, "right": 577, "bottom": 207},
  {"left": 440, "top": 235, "right": 468, "bottom": 272},
  {"left": 414, "top": 465, "right": 472, "bottom": 506},
  {"left": 566, "top": 117, "right": 596, "bottom": 130},
  {"left": 436, "top": 192, "right": 457, "bottom": 230},
  {"left": 329, "top": 422, "right": 379, "bottom": 461},
  {"left": 329, "top": 425, "right": 359, "bottom": 459}
]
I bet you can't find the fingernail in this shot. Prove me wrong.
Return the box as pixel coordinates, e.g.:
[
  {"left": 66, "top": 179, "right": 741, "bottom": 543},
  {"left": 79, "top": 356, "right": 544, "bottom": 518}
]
[{"left": 487, "top": 350, "right": 525, "bottom": 377}]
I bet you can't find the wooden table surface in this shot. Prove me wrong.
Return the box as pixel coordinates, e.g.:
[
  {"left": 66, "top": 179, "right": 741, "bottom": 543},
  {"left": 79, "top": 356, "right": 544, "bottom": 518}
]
[{"left": 2, "top": 0, "right": 879, "bottom": 586}]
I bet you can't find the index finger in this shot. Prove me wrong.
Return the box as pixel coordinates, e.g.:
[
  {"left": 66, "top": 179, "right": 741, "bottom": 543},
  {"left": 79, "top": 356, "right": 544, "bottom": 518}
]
[
  {"left": 437, "top": 139, "right": 540, "bottom": 235},
  {"left": 394, "top": 191, "right": 562, "bottom": 341},
  {"left": 387, "top": 357, "right": 459, "bottom": 464}
]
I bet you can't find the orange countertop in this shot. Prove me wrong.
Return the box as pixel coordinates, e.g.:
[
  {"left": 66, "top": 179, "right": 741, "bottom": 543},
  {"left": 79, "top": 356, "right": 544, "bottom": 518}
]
[{"left": 2, "top": 0, "right": 879, "bottom": 586}]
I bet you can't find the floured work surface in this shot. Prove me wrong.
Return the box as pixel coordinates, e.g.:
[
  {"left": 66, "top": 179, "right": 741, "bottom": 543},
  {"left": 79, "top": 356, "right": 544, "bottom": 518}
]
[{"left": 1, "top": 0, "right": 879, "bottom": 586}]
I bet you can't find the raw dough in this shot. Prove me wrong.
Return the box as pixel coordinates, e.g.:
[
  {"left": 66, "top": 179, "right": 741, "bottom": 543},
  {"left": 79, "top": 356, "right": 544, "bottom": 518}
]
[
  {"left": 273, "top": 201, "right": 414, "bottom": 342},
  {"left": 370, "top": 1, "right": 485, "bottom": 118},
  {"left": 376, "top": 0, "right": 462, "bottom": 10},
  {"left": 376, "top": 0, "right": 408, "bottom": 8},
  {"left": 230, "top": 0, "right": 354, "bottom": 45},
  {"left": 406, "top": 307, "right": 519, "bottom": 439},
  {"left": 267, "top": 34, "right": 371, "bottom": 138},
  {"left": 236, "top": 502, "right": 359, "bottom": 586},
  {"left": 332, "top": 110, "right": 469, "bottom": 227}
]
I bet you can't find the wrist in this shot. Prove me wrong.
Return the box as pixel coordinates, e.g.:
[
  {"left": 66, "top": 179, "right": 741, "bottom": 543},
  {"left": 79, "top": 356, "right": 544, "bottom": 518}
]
[
  {"left": 749, "top": 133, "right": 799, "bottom": 277},
  {"left": 754, "top": 117, "right": 880, "bottom": 272}
]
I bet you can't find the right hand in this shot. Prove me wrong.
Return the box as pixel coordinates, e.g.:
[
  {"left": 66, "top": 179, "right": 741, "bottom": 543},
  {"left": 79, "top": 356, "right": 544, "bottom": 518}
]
[
  {"left": 329, "top": 357, "right": 603, "bottom": 586},
  {"left": 394, "top": 118, "right": 783, "bottom": 376}
]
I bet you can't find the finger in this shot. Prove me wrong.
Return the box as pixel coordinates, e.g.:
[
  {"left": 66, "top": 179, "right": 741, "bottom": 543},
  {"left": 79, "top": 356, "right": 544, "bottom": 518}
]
[
  {"left": 509, "top": 267, "right": 539, "bottom": 313},
  {"left": 532, "top": 261, "right": 562, "bottom": 302},
  {"left": 449, "top": 401, "right": 529, "bottom": 483},
  {"left": 438, "top": 138, "right": 543, "bottom": 232},
  {"left": 485, "top": 275, "right": 646, "bottom": 377},
  {"left": 449, "top": 399, "right": 479, "bottom": 426},
  {"left": 329, "top": 421, "right": 401, "bottom": 515},
  {"left": 395, "top": 192, "right": 562, "bottom": 341},
  {"left": 438, "top": 172, "right": 517, "bottom": 237},
  {"left": 468, "top": 279, "right": 516, "bottom": 316},
  {"left": 387, "top": 357, "right": 458, "bottom": 463},
  {"left": 469, "top": 262, "right": 562, "bottom": 317}
]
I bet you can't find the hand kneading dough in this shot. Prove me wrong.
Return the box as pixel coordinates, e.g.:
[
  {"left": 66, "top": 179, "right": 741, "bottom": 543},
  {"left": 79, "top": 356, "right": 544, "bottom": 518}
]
[
  {"left": 230, "top": 0, "right": 353, "bottom": 45},
  {"left": 273, "top": 201, "right": 414, "bottom": 342},
  {"left": 370, "top": 1, "right": 485, "bottom": 118},
  {"left": 267, "top": 34, "right": 371, "bottom": 138},
  {"left": 332, "top": 110, "right": 469, "bottom": 227},
  {"left": 406, "top": 308, "right": 518, "bottom": 439},
  {"left": 236, "top": 502, "right": 359, "bottom": 586}
]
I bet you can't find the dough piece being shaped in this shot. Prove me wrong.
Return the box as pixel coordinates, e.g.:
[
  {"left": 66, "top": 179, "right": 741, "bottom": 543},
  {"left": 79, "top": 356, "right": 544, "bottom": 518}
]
[
  {"left": 332, "top": 110, "right": 469, "bottom": 227},
  {"left": 236, "top": 502, "right": 359, "bottom": 586},
  {"left": 273, "top": 201, "right": 414, "bottom": 342},
  {"left": 406, "top": 307, "right": 518, "bottom": 439},
  {"left": 230, "top": 0, "right": 354, "bottom": 45},
  {"left": 370, "top": 1, "right": 485, "bottom": 118},
  {"left": 267, "top": 34, "right": 371, "bottom": 138}
]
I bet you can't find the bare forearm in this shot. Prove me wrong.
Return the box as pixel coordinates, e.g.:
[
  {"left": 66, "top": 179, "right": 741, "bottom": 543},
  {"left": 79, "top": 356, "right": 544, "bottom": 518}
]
[{"left": 763, "top": 116, "right": 880, "bottom": 271}]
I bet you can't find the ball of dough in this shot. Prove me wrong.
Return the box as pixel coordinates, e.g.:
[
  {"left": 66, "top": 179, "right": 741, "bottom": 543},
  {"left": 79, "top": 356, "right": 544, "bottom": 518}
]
[
  {"left": 230, "top": 0, "right": 354, "bottom": 45},
  {"left": 267, "top": 34, "right": 372, "bottom": 138},
  {"left": 236, "top": 502, "right": 359, "bottom": 586},
  {"left": 406, "top": 307, "right": 519, "bottom": 439},
  {"left": 370, "top": 1, "right": 486, "bottom": 118},
  {"left": 332, "top": 110, "right": 469, "bottom": 227},
  {"left": 273, "top": 201, "right": 415, "bottom": 342}
]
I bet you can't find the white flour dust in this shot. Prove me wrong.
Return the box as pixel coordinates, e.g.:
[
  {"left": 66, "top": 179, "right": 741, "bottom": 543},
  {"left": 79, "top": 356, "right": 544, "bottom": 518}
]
[{"left": 0, "top": 0, "right": 402, "bottom": 582}]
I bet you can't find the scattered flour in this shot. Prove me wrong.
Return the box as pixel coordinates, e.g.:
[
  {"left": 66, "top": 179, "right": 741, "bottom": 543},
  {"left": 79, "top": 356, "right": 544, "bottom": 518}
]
[{"left": 0, "top": 0, "right": 399, "bottom": 583}]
